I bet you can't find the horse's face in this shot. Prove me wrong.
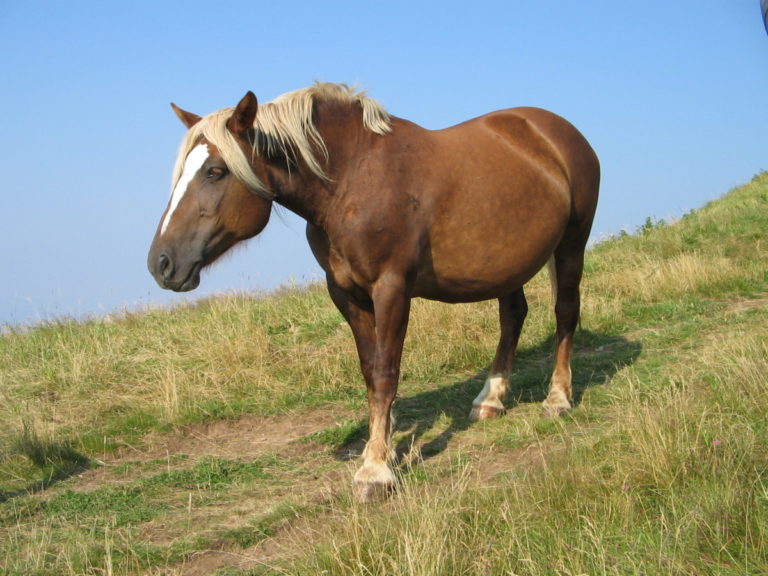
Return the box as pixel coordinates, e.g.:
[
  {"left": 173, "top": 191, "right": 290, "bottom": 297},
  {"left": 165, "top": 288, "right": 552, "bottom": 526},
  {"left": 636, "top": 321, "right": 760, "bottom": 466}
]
[{"left": 148, "top": 96, "right": 271, "bottom": 292}]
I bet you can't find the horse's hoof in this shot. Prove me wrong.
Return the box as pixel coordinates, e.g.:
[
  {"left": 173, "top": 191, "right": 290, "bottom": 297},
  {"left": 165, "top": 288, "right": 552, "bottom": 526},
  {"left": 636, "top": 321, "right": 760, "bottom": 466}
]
[
  {"left": 354, "top": 479, "right": 395, "bottom": 503},
  {"left": 469, "top": 404, "right": 506, "bottom": 421},
  {"left": 541, "top": 399, "right": 571, "bottom": 418},
  {"left": 353, "top": 462, "right": 396, "bottom": 503}
]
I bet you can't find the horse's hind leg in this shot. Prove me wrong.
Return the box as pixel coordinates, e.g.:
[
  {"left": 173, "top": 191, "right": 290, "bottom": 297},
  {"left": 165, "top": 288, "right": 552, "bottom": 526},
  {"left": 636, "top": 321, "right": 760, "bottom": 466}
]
[
  {"left": 542, "top": 247, "right": 585, "bottom": 417},
  {"left": 470, "top": 289, "right": 528, "bottom": 420}
]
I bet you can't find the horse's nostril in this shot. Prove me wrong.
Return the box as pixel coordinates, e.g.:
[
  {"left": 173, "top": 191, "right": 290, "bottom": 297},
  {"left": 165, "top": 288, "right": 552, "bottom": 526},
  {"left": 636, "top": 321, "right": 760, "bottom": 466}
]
[{"left": 158, "top": 253, "right": 171, "bottom": 278}]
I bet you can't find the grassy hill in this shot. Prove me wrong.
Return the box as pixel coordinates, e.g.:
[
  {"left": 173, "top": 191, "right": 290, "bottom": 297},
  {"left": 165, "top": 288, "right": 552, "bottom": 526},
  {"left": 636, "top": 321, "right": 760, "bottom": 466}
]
[{"left": 1, "top": 173, "right": 766, "bottom": 575}]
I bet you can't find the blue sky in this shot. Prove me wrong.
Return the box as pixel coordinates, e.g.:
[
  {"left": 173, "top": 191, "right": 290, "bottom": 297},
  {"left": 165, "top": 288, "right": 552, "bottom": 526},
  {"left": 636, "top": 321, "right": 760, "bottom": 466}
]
[{"left": 1, "top": 1, "right": 766, "bottom": 327}]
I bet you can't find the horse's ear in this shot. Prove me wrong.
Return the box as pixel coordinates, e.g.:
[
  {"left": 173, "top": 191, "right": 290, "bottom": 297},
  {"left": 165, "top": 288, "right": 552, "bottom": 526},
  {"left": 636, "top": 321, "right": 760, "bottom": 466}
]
[
  {"left": 227, "top": 91, "right": 258, "bottom": 136},
  {"left": 171, "top": 103, "right": 202, "bottom": 129}
]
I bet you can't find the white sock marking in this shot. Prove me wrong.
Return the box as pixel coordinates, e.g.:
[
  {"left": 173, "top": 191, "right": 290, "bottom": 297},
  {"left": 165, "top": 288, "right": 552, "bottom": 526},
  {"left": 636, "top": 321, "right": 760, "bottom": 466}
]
[
  {"left": 472, "top": 373, "right": 506, "bottom": 409},
  {"left": 161, "top": 144, "right": 209, "bottom": 235}
]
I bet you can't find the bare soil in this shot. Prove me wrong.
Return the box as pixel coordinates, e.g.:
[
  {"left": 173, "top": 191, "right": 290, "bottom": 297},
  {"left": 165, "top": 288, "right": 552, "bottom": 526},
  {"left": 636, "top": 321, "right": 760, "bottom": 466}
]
[{"left": 64, "top": 400, "right": 551, "bottom": 575}]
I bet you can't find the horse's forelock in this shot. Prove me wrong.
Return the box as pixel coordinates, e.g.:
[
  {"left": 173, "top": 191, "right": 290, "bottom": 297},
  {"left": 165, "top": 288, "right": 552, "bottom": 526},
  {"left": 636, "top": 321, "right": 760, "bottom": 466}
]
[{"left": 171, "top": 107, "right": 272, "bottom": 200}]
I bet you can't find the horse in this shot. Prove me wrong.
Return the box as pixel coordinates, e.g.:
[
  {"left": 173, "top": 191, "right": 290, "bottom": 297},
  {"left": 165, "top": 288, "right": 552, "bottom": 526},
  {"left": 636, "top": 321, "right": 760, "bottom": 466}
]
[{"left": 147, "top": 82, "right": 600, "bottom": 502}]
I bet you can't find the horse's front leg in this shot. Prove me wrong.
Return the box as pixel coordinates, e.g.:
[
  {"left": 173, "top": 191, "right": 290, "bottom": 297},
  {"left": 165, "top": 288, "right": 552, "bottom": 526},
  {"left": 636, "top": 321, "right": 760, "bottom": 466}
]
[
  {"left": 353, "top": 275, "right": 411, "bottom": 502},
  {"left": 326, "top": 274, "right": 411, "bottom": 501}
]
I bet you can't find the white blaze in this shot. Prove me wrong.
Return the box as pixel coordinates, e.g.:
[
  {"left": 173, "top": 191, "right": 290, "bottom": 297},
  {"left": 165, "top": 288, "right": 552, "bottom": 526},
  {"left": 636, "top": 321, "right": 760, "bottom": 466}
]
[{"left": 161, "top": 144, "right": 210, "bottom": 235}]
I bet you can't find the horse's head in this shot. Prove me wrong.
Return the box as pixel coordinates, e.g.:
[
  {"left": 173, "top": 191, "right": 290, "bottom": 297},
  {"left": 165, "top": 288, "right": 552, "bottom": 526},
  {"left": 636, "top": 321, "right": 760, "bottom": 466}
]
[{"left": 148, "top": 92, "right": 273, "bottom": 292}]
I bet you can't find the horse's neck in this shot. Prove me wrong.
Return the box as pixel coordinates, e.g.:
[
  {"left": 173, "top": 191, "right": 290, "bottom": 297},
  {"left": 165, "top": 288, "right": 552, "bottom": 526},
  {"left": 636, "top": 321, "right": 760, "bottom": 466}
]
[
  {"left": 274, "top": 100, "right": 371, "bottom": 224},
  {"left": 315, "top": 99, "right": 372, "bottom": 170}
]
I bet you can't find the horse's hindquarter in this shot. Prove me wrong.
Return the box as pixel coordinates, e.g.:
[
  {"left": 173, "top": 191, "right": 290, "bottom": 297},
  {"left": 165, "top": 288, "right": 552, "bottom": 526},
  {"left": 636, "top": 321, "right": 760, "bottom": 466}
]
[{"left": 412, "top": 109, "right": 582, "bottom": 301}]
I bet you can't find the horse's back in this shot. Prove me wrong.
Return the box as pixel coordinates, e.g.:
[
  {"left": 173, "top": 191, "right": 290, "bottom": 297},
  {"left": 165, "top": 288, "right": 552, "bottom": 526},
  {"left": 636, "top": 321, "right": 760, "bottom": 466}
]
[
  {"left": 477, "top": 106, "right": 600, "bottom": 226},
  {"left": 394, "top": 107, "right": 599, "bottom": 301},
  {"left": 447, "top": 106, "right": 598, "bottom": 185},
  {"left": 442, "top": 106, "right": 600, "bottom": 244}
]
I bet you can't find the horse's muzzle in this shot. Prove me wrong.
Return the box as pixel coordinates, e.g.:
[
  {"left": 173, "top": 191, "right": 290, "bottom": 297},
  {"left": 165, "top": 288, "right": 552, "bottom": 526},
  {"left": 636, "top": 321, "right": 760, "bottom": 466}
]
[{"left": 148, "top": 250, "right": 201, "bottom": 292}]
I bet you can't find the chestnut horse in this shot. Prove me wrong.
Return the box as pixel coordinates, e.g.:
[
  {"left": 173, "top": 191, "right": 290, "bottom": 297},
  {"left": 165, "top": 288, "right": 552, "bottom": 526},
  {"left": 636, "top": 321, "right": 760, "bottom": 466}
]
[{"left": 148, "top": 83, "right": 599, "bottom": 501}]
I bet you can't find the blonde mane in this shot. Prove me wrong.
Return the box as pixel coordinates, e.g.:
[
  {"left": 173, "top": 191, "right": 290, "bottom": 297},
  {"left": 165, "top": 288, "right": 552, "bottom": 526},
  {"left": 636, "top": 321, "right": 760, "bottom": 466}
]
[{"left": 171, "top": 82, "right": 392, "bottom": 199}]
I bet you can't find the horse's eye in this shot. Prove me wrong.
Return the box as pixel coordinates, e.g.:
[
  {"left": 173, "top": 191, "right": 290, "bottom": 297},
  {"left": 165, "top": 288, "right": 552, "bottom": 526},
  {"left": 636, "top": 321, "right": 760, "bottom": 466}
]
[{"left": 206, "top": 166, "right": 228, "bottom": 180}]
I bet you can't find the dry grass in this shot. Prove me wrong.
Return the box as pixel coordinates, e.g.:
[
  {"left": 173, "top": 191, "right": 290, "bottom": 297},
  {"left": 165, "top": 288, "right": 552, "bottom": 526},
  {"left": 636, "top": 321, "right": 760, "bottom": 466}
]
[
  {"left": 1, "top": 172, "right": 766, "bottom": 575},
  {"left": 592, "top": 252, "right": 739, "bottom": 302},
  {"left": 301, "top": 317, "right": 768, "bottom": 576}
]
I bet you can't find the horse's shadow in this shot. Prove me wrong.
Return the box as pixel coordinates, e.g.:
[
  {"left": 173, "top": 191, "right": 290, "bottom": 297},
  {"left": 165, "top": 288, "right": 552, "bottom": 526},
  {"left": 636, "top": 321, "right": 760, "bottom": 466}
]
[
  {"left": 0, "top": 448, "right": 90, "bottom": 503},
  {"left": 334, "top": 329, "right": 641, "bottom": 464}
]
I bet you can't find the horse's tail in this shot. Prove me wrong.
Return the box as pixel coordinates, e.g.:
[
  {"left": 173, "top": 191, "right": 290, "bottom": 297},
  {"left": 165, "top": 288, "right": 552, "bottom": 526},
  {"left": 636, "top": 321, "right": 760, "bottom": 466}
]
[{"left": 547, "top": 256, "right": 558, "bottom": 303}]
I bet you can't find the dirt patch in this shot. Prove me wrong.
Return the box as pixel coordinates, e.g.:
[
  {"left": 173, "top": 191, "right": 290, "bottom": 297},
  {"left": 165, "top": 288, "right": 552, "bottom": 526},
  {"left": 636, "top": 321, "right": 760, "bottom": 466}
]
[
  {"left": 74, "top": 407, "right": 360, "bottom": 490},
  {"left": 61, "top": 407, "right": 362, "bottom": 575},
  {"left": 144, "top": 407, "right": 359, "bottom": 460},
  {"left": 64, "top": 401, "right": 557, "bottom": 575},
  {"left": 723, "top": 293, "right": 768, "bottom": 315}
]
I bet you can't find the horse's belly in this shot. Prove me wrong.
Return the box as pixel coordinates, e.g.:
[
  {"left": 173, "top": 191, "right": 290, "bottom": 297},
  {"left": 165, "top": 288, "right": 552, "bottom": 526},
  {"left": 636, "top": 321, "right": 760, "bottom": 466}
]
[
  {"left": 414, "top": 248, "right": 553, "bottom": 303},
  {"left": 414, "top": 188, "right": 569, "bottom": 302}
]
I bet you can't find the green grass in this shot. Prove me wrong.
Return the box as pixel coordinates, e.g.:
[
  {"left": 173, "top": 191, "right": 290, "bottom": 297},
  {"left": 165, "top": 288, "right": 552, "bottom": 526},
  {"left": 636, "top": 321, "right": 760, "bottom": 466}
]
[{"left": 0, "top": 172, "right": 766, "bottom": 575}]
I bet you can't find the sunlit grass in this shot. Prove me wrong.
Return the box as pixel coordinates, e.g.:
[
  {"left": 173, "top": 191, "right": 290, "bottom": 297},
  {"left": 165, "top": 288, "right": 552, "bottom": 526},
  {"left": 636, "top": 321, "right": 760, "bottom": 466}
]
[
  {"left": 302, "top": 320, "right": 768, "bottom": 576},
  {"left": 0, "top": 172, "right": 766, "bottom": 575}
]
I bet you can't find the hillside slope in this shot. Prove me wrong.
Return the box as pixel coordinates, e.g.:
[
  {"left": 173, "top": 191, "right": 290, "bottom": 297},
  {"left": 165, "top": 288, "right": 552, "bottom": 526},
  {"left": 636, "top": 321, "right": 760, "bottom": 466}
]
[{"left": 1, "top": 173, "right": 766, "bottom": 575}]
